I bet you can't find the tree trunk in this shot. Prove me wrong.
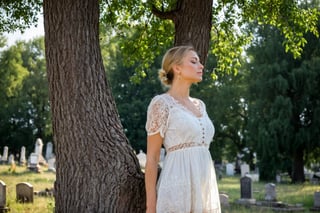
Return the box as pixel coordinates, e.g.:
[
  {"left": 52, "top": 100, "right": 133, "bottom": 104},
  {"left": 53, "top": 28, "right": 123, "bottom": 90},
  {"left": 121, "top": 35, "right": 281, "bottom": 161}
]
[
  {"left": 43, "top": 0, "right": 145, "bottom": 212},
  {"left": 291, "top": 145, "right": 305, "bottom": 183},
  {"left": 152, "top": 0, "right": 212, "bottom": 64}
]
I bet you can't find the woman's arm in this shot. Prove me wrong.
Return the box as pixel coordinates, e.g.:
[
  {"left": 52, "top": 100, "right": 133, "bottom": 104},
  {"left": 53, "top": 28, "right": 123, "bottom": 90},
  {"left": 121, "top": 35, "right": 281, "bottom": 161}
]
[{"left": 145, "top": 133, "right": 163, "bottom": 213}]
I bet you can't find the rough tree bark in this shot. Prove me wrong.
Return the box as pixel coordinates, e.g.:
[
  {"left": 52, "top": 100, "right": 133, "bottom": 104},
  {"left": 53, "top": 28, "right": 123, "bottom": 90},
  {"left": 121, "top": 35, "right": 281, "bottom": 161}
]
[
  {"left": 152, "top": 0, "right": 213, "bottom": 64},
  {"left": 43, "top": 0, "right": 145, "bottom": 212}
]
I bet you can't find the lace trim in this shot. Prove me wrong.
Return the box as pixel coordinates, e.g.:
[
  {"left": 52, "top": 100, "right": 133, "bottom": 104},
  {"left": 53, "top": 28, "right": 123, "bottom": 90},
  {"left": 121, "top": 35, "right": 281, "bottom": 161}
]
[{"left": 167, "top": 142, "right": 208, "bottom": 153}]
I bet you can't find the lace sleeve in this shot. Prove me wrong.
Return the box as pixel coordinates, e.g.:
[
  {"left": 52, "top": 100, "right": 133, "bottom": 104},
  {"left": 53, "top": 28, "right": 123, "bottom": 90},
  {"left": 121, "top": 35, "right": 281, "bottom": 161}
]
[{"left": 145, "top": 96, "right": 169, "bottom": 137}]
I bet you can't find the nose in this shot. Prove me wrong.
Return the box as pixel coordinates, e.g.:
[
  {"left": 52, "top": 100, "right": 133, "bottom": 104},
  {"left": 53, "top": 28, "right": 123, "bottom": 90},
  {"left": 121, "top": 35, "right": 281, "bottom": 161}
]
[{"left": 199, "top": 63, "right": 204, "bottom": 70}]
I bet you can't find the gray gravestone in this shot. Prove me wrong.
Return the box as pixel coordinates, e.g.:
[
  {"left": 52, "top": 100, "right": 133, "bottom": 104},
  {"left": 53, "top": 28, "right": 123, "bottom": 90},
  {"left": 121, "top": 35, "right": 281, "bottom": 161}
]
[
  {"left": 241, "top": 176, "right": 252, "bottom": 199},
  {"left": 265, "top": 183, "right": 277, "bottom": 201},
  {"left": 219, "top": 193, "right": 230, "bottom": 207},
  {"left": 16, "top": 182, "right": 33, "bottom": 203},
  {"left": 314, "top": 191, "right": 320, "bottom": 208},
  {"left": 45, "top": 142, "right": 53, "bottom": 160},
  {"left": 7, "top": 154, "right": 14, "bottom": 165},
  {"left": 0, "top": 180, "right": 6, "bottom": 207},
  {"left": 0, "top": 180, "right": 9, "bottom": 212}
]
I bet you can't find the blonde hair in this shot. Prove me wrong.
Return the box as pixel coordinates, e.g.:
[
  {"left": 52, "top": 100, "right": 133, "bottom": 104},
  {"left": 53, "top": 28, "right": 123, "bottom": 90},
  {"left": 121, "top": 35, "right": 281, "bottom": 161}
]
[{"left": 158, "top": 45, "right": 195, "bottom": 86}]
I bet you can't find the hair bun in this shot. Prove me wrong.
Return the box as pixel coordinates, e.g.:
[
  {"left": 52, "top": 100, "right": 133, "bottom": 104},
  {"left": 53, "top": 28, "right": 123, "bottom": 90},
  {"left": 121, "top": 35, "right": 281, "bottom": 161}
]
[{"left": 158, "top": 69, "right": 169, "bottom": 86}]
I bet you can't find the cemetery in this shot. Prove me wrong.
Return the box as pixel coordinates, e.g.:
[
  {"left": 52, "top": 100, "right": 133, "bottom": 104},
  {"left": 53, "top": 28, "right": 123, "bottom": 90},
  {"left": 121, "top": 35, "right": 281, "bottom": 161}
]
[{"left": 0, "top": 143, "right": 319, "bottom": 212}]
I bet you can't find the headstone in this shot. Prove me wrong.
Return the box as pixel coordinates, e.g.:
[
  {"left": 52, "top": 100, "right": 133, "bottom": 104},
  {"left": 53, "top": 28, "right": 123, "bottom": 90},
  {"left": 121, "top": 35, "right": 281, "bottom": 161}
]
[
  {"left": 0, "top": 180, "right": 9, "bottom": 212},
  {"left": 47, "top": 158, "right": 56, "bottom": 172},
  {"left": 35, "top": 138, "right": 44, "bottom": 155},
  {"left": 159, "top": 148, "right": 165, "bottom": 162},
  {"left": 313, "top": 191, "right": 320, "bottom": 210},
  {"left": 20, "top": 146, "right": 26, "bottom": 166},
  {"left": 241, "top": 163, "right": 250, "bottom": 177},
  {"left": 0, "top": 180, "right": 6, "bottom": 207},
  {"left": 1, "top": 147, "right": 8, "bottom": 163},
  {"left": 240, "top": 176, "right": 253, "bottom": 199},
  {"left": 45, "top": 142, "right": 53, "bottom": 160},
  {"left": 237, "top": 176, "right": 256, "bottom": 205},
  {"left": 30, "top": 138, "right": 47, "bottom": 166},
  {"left": 219, "top": 193, "right": 230, "bottom": 207},
  {"left": 246, "top": 173, "right": 259, "bottom": 182},
  {"left": 226, "top": 163, "right": 234, "bottom": 176},
  {"left": 265, "top": 183, "right": 277, "bottom": 201},
  {"left": 16, "top": 182, "right": 33, "bottom": 203},
  {"left": 28, "top": 153, "right": 40, "bottom": 172},
  {"left": 7, "top": 154, "right": 14, "bottom": 165},
  {"left": 137, "top": 150, "right": 146, "bottom": 169}
]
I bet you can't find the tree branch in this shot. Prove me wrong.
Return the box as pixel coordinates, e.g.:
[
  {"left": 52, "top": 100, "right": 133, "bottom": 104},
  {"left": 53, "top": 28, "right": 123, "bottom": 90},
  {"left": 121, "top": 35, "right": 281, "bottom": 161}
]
[{"left": 151, "top": 0, "right": 184, "bottom": 21}]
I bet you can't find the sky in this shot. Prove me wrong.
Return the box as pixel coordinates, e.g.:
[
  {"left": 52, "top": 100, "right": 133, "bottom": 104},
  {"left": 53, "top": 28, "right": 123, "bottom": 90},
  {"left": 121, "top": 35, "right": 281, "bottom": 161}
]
[{"left": 2, "top": 14, "right": 44, "bottom": 48}]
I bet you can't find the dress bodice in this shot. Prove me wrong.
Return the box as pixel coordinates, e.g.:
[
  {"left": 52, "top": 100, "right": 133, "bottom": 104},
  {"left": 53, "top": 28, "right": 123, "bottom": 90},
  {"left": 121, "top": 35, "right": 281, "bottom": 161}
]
[{"left": 146, "top": 93, "right": 215, "bottom": 153}]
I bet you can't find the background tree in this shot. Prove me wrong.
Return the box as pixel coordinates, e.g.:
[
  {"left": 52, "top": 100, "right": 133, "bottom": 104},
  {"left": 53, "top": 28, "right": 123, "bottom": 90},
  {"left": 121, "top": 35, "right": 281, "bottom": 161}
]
[
  {"left": 0, "top": 38, "right": 50, "bottom": 155},
  {"left": 245, "top": 17, "right": 320, "bottom": 182}
]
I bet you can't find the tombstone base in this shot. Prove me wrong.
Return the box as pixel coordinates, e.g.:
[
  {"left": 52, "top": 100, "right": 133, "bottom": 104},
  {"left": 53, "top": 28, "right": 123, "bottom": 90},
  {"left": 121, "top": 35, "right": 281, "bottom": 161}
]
[
  {"left": 237, "top": 198, "right": 256, "bottom": 205},
  {"left": 27, "top": 164, "right": 41, "bottom": 173},
  {"left": 0, "top": 207, "right": 10, "bottom": 213},
  {"left": 310, "top": 206, "right": 320, "bottom": 212}
]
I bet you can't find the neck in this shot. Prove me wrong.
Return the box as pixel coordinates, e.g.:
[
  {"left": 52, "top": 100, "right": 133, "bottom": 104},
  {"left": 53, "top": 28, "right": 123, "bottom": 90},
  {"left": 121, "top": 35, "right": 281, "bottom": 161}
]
[{"left": 168, "top": 85, "right": 190, "bottom": 100}]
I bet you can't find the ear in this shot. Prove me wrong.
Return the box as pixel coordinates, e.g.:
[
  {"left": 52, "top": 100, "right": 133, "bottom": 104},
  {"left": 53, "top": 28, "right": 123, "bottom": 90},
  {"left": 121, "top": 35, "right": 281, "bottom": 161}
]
[{"left": 172, "top": 64, "right": 181, "bottom": 75}]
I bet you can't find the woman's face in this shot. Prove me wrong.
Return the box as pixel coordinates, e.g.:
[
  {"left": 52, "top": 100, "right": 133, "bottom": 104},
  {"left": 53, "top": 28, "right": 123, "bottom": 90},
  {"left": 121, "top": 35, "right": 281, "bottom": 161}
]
[{"left": 175, "top": 50, "right": 204, "bottom": 84}]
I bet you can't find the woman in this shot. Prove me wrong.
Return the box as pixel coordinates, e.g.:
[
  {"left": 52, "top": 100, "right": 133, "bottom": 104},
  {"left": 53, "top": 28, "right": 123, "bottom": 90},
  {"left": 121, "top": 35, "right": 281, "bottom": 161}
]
[{"left": 145, "top": 45, "right": 221, "bottom": 213}]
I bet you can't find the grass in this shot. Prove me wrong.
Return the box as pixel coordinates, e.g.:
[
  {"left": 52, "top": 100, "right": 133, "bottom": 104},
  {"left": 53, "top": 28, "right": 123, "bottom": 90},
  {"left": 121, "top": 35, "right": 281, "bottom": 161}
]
[
  {"left": 218, "top": 175, "right": 320, "bottom": 213},
  {"left": 0, "top": 164, "right": 319, "bottom": 212},
  {"left": 0, "top": 164, "right": 55, "bottom": 213}
]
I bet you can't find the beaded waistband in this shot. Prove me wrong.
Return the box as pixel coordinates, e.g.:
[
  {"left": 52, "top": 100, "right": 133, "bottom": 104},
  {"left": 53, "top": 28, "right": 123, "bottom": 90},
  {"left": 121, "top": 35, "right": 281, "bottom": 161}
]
[{"left": 167, "top": 142, "right": 208, "bottom": 153}]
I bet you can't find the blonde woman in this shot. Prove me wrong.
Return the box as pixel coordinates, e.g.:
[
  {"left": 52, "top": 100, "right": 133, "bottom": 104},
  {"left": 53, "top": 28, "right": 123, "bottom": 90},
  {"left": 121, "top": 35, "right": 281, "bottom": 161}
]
[{"left": 145, "top": 46, "right": 221, "bottom": 213}]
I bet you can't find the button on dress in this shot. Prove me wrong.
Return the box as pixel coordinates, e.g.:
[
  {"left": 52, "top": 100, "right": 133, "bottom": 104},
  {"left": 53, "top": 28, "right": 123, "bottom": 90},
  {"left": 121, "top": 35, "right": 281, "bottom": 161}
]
[{"left": 146, "top": 93, "right": 221, "bottom": 213}]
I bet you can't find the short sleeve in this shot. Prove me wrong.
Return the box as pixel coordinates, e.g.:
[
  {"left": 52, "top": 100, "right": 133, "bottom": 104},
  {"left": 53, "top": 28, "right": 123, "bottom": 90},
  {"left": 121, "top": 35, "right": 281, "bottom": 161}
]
[{"left": 145, "top": 96, "right": 169, "bottom": 137}]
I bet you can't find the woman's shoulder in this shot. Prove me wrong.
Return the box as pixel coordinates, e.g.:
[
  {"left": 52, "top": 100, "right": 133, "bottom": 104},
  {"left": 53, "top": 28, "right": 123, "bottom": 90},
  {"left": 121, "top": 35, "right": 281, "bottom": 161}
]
[{"left": 149, "top": 93, "right": 170, "bottom": 104}]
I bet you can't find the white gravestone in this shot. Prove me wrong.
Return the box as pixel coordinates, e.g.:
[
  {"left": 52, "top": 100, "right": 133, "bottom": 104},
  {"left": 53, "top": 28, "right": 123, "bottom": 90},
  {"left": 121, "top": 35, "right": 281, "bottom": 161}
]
[
  {"left": 28, "top": 153, "right": 40, "bottom": 172},
  {"left": 47, "top": 158, "right": 56, "bottom": 172},
  {"left": 159, "top": 148, "right": 166, "bottom": 168},
  {"left": 241, "top": 163, "right": 250, "bottom": 177},
  {"left": 20, "top": 146, "right": 26, "bottom": 165},
  {"left": 1, "top": 147, "right": 8, "bottom": 163},
  {"left": 35, "top": 138, "right": 43, "bottom": 155},
  {"left": 226, "top": 163, "right": 234, "bottom": 176},
  {"left": 137, "top": 150, "right": 146, "bottom": 169},
  {"left": 32, "top": 138, "right": 46, "bottom": 165}
]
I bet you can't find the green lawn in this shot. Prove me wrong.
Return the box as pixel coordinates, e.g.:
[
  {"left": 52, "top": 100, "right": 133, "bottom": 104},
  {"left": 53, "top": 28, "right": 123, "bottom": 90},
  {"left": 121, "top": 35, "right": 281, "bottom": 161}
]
[
  {"left": 218, "top": 174, "right": 320, "bottom": 213},
  {"left": 0, "top": 164, "right": 319, "bottom": 212}
]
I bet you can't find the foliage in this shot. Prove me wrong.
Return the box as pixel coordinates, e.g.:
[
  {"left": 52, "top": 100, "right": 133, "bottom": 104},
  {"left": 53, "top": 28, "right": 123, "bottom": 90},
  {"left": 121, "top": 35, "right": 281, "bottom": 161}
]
[
  {"left": 0, "top": 37, "right": 51, "bottom": 155},
  {"left": 0, "top": 0, "right": 42, "bottom": 33},
  {"left": 99, "top": 0, "right": 319, "bottom": 79},
  {"left": 245, "top": 21, "right": 320, "bottom": 181},
  {"left": 100, "top": 32, "right": 166, "bottom": 152}
]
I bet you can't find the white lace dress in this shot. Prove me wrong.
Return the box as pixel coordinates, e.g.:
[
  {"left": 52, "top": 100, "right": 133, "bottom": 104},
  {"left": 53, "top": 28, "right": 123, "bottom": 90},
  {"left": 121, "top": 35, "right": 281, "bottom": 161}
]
[{"left": 146, "top": 93, "right": 221, "bottom": 213}]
